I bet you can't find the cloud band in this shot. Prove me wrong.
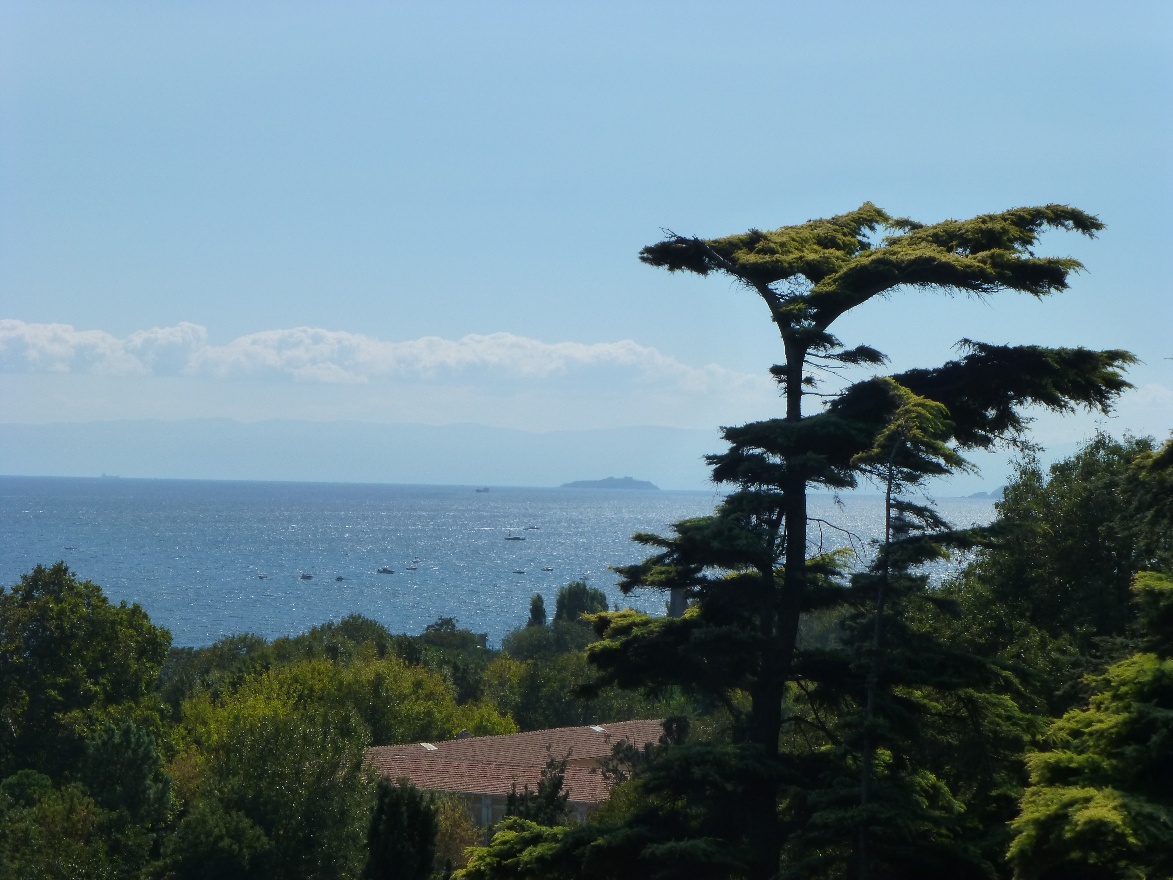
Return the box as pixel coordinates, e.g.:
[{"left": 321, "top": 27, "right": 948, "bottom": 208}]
[{"left": 0, "top": 320, "right": 761, "bottom": 392}]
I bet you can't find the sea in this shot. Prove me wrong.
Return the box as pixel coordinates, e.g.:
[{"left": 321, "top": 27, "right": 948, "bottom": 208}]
[{"left": 0, "top": 476, "right": 997, "bottom": 648}]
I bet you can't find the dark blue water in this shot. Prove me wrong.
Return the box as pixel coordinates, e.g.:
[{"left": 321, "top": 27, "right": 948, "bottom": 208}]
[{"left": 1, "top": 477, "right": 994, "bottom": 647}]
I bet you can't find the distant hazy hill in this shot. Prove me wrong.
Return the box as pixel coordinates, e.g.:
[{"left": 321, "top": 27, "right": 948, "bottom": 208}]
[
  {"left": 966, "top": 487, "right": 1006, "bottom": 499},
  {"left": 0, "top": 419, "right": 718, "bottom": 490},
  {"left": 560, "top": 476, "right": 659, "bottom": 490},
  {"left": 0, "top": 419, "right": 1046, "bottom": 495}
]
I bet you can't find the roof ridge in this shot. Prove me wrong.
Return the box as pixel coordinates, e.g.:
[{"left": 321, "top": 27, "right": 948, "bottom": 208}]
[{"left": 390, "top": 718, "right": 664, "bottom": 749}]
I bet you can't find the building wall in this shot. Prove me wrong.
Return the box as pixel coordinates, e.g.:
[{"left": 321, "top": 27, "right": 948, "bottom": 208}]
[{"left": 440, "top": 791, "right": 592, "bottom": 840}]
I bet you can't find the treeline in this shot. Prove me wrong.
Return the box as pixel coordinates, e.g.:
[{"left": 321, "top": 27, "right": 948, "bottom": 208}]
[
  {"left": 455, "top": 434, "right": 1173, "bottom": 880},
  {"left": 0, "top": 567, "right": 678, "bottom": 879},
  {"left": 4, "top": 201, "right": 1172, "bottom": 879},
  {"left": 2, "top": 434, "right": 1168, "bottom": 879},
  {"left": 444, "top": 204, "right": 1172, "bottom": 880},
  {"left": 456, "top": 201, "right": 1173, "bottom": 880}
]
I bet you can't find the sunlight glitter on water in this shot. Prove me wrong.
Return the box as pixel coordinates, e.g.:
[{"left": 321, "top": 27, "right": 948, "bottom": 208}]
[{"left": 1, "top": 477, "right": 994, "bottom": 647}]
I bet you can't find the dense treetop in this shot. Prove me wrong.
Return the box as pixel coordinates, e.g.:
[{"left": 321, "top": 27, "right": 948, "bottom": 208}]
[{"left": 640, "top": 204, "right": 1104, "bottom": 332}]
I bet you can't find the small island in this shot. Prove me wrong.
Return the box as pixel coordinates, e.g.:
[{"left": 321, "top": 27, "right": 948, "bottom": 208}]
[{"left": 560, "top": 476, "right": 659, "bottom": 490}]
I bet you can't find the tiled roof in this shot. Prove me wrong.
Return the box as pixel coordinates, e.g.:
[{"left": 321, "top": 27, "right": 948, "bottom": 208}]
[
  {"left": 365, "top": 752, "right": 614, "bottom": 803},
  {"left": 364, "top": 719, "right": 664, "bottom": 805}
]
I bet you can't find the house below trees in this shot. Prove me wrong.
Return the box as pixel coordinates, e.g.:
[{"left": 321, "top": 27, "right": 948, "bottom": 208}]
[{"left": 364, "top": 720, "right": 663, "bottom": 827}]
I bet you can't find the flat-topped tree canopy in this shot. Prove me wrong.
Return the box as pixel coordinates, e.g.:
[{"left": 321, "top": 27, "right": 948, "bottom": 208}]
[
  {"left": 704, "top": 340, "right": 1136, "bottom": 495},
  {"left": 639, "top": 203, "right": 1105, "bottom": 337},
  {"left": 459, "top": 204, "right": 1138, "bottom": 880}
]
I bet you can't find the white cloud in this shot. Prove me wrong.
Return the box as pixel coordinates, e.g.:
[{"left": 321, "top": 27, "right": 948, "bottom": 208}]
[
  {"left": 0, "top": 320, "right": 765, "bottom": 393},
  {"left": 0, "top": 319, "right": 145, "bottom": 375},
  {"left": 1112, "top": 382, "right": 1173, "bottom": 439},
  {"left": 124, "top": 322, "right": 209, "bottom": 374}
]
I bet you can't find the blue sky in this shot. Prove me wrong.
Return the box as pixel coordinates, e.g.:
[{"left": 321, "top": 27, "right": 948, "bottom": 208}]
[{"left": 1, "top": 2, "right": 1170, "bottom": 476}]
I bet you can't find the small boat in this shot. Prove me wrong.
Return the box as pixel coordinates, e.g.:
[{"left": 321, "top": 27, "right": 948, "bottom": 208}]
[
  {"left": 542, "top": 566, "right": 554, "bottom": 572},
  {"left": 377, "top": 567, "right": 394, "bottom": 574},
  {"left": 300, "top": 573, "right": 314, "bottom": 580},
  {"left": 523, "top": 525, "right": 540, "bottom": 530},
  {"left": 513, "top": 569, "right": 526, "bottom": 574},
  {"left": 257, "top": 574, "right": 268, "bottom": 580},
  {"left": 405, "top": 565, "right": 418, "bottom": 571},
  {"left": 475, "top": 487, "right": 490, "bottom": 493},
  {"left": 335, "top": 576, "right": 344, "bottom": 582},
  {"left": 505, "top": 535, "right": 525, "bottom": 541}
]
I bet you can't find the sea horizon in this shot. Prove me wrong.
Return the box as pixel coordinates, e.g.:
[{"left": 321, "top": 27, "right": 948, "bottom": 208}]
[{"left": 3, "top": 475, "right": 996, "bottom": 648}]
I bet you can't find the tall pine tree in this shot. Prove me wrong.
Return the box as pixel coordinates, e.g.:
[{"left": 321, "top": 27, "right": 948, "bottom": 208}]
[{"left": 580, "top": 204, "right": 1135, "bottom": 880}]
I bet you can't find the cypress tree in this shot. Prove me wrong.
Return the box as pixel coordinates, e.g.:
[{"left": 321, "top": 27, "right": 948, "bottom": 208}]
[
  {"left": 527, "top": 594, "right": 547, "bottom": 628},
  {"left": 505, "top": 753, "right": 571, "bottom": 827},
  {"left": 364, "top": 778, "right": 438, "bottom": 880}
]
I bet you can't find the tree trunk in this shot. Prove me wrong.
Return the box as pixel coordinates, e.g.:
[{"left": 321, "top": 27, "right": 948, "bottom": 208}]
[{"left": 746, "top": 335, "right": 811, "bottom": 880}]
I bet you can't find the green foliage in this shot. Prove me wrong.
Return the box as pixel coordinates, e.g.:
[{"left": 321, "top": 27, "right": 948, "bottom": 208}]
[
  {"left": 493, "top": 580, "right": 680, "bottom": 731},
  {"left": 527, "top": 595, "right": 546, "bottom": 628},
  {"left": 455, "top": 818, "right": 577, "bottom": 880},
  {"left": 0, "top": 776, "right": 118, "bottom": 879},
  {"left": 364, "top": 778, "right": 438, "bottom": 880},
  {"left": 158, "top": 613, "right": 499, "bottom": 718},
  {"left": 480, "top": 738, "right": 774, "bottom": 880},
  {"left": 166, "top": 649, "right": 514, "bottom": 879},
  {"left": 1131, "top": 433, "right": 1173, "bottom": 548},
  {"left": 434, "top": 794, "right": 481, "bottom": 876},
  {"left": 0, "top": 569, "right": 175, "bottom": 877},
  {"left": 0, "top": 562, "right": 172, "bottom": 781},
  {"left": 173, "top": 684, "right": 376, "bottom": 880},
  {"left": 159, "top": 799, "right": 275, "bottom": 880},
  {"left": 552, "top": 582, "right": 607, "bottom": 624},
  {"left": 182, "top": 655, "right": 513, "bottom": 752},
  {"left": 501, "top": 621, "right": 593, "bottom": 662},
  {"left": 503, "top": 582, "right": 606, "bottom": 661},
  {"left": 485, "top": 649, "right": 682, "bottom": 733},
  {"left": 1134, "top": 570, "right": 1173, "bottom": 656},
  {"left": 160, "top": 616, "right": 510, "bottom": 738},
  {"left": 413, "top": 618, "right": 493, "bottom": 705},
  {"left": 421, "top": 617, "right": 488, "bottom": 652},
  {"left": 80, "top": 720, "right": 171, "bottom": 828},
  {"left": 1144, "top": 435, "right": 1173, "bottom": 473},
  {"left": 986, "top": 434, "right": 1168, "bottom": 640},
  {"left": 157, "top": 633, "right": 274, "bottom": 716},
  {"left": 269, "top": 614, "right": 421, "bottom": 668},
  {"left": 1008, "top": 571, "right": 1173, "bottom": 880},
  {"left": 940, "top": 434, "right": 1172, "bottom": 714},
  {"left": 640, "top": 203, "right": 1104, "bottom": 322},
  {"left": 505, "top": 754, "right": 570, "bottom": 827},
  {"left": 581, "top": 204, "right": 1133, "bottom": 880},
  {"left": 769, "top": 393, "right": 1033, "bottom": 877}
]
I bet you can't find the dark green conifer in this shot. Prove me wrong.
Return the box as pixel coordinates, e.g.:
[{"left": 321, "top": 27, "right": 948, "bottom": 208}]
[
  {"left": 527, "top": 594, "right": 547, "bottom": 628},
  {"left": 364, "top": 778, "right": 439, "bottom": 880},
  {"left": 553, "top": 582, "right": 608, "bottom": 623},
  {"left": 80, "top": 720, "right": 171, "bottom": 827},
  {"left": 581, "top": 204, "right": 1135, "bottom": 879},
  {"left": 505, "top": 753, "right": 571, "bottom": 827}
]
